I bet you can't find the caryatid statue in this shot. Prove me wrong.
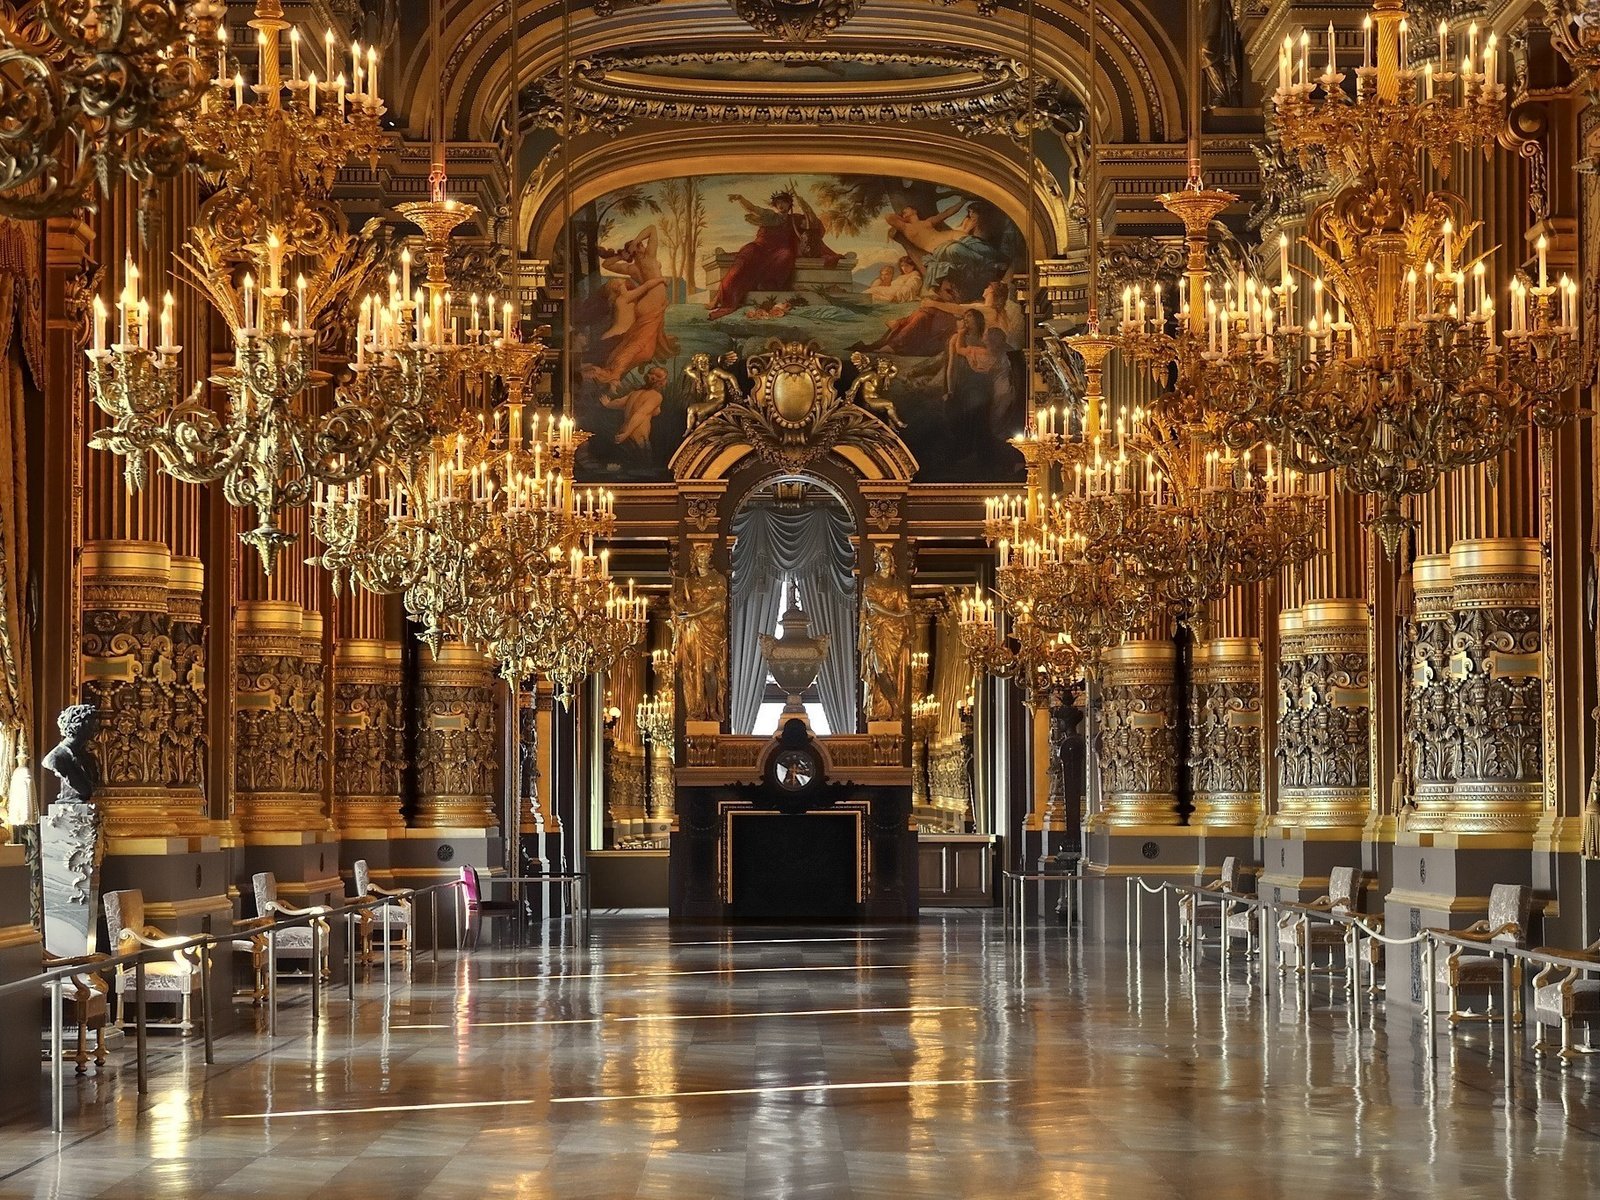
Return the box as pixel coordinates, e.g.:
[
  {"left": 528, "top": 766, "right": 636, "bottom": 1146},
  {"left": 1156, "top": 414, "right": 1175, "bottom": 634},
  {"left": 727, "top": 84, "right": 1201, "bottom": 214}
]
[
  {"left": 859, "top": 545, "right": 911, "bottom": 722},
  {"left": 671, "top": 543, "right": 729, "bottom": 723}
]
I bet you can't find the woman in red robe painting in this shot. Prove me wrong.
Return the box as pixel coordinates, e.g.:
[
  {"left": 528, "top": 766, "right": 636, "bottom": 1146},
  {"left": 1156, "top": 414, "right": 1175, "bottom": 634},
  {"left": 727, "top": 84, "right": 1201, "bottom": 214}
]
[
  {"left": 580, "top": 225, "right": 679, "bottom": 386},
  {"left": 707, "top": 190, "right": 840, "bottom": 320}
]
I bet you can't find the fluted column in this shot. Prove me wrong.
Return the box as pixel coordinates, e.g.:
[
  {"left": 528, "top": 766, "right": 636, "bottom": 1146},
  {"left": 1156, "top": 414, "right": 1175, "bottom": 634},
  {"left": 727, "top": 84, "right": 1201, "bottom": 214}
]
[{"left": 414, "top": 644, "right": 499, "bottom": 829}]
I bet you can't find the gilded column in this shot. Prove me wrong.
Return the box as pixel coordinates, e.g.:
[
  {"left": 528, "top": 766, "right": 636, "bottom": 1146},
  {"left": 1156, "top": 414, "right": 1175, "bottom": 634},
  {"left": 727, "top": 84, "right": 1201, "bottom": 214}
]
[
  {"left": 1189, "top": 589, "right": 1262, "bottom": 829},
  {"left": 1445, "top": 539, "right": 1543, "bottom": 835},
  {"left": 414, "top": 643, "right": 499, "bottom": 829},
  {"left": 233, "top": 599, "right": 324, "bottom": 833},
  {"left": 331, "top": 591, "right": 403, "bottom": 838},
  {"left": 1094, "top": 638, "right": 1179, "bottom": 826},
  {"left": 1274, "top": 605, "right": 1305, "bottom": 826},
  {"left": 1405, "top": 553, "right": 1455, "bottom": 829}
]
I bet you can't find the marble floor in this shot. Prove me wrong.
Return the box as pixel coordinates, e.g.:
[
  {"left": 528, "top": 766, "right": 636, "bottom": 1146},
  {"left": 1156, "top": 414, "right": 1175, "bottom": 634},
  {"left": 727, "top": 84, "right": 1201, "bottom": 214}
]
[{"left": 2, "top": 911, "right": 1598, "bottom": 1199}]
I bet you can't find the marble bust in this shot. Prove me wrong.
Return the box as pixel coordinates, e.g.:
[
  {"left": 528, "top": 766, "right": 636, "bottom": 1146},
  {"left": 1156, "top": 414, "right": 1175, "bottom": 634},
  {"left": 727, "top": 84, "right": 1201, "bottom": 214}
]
[{"left": 42, "top": 703, "right": 101, "bottom": 806}]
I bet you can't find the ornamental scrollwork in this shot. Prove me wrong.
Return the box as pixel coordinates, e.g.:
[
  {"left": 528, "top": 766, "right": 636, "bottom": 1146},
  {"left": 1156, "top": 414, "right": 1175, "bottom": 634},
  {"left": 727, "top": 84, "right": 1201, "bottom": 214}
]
[
  {"left": 1451, "top": 601, "right": 1543, "bottom": 785},
  {"left": 1188, "top": 677, "right": 1261, "bottom": 797},
  {"left": 416, "top": 681, "right": 498, "bottom": 801},
  {"left": 1096, "top": 681, "right": 1178, "bottom": 798},
  {"left": 1295, "top": 648, "right": 1371, "bottom": 791},
  {"left": 81, "top": 608, "right": 176, "bottom": 793}
]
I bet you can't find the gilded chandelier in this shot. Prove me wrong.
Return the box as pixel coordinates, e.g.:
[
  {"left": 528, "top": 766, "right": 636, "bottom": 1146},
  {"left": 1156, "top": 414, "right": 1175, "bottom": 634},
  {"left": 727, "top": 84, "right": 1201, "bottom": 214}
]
[
  {"left": 1238, "top": 0, "right": 1584, "bottom": 552},
  {"left": 1084, "top": 178, "right": 1325, "bottom": 627},
  {"left": 0, "top": 0, "right": 225, "bottom": 218},
  {"left": 85, "top": 1, "right": 391, "bottom": 573}
]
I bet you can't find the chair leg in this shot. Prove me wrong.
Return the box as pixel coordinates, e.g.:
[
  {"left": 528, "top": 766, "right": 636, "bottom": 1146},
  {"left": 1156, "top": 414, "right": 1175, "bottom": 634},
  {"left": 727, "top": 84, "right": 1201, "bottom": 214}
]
[
  {"left": 181, "top": 990, "right": 192, "bottom": 1033},
  {"left": 75, "top": 1021, "right": 88, "bottom": 1075},
  {"left": 94, "top": 1026, "right": 106, "bottom": 1068}
]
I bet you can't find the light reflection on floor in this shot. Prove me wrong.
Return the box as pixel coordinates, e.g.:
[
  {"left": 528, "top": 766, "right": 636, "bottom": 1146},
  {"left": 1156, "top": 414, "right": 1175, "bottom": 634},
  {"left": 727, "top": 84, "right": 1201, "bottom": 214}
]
[{"left": 1, "top": 912, "right": 1598, "bottom": 1199}]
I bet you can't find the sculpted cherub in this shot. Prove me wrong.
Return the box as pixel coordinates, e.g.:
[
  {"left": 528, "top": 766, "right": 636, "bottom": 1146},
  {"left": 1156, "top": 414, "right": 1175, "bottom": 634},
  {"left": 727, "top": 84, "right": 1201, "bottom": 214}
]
[
  {"left": 845, "top": 351, "right": 907, "bottom": 429},
  {"left": 683, "top": 350, "right": 742, "bottom": 431}
]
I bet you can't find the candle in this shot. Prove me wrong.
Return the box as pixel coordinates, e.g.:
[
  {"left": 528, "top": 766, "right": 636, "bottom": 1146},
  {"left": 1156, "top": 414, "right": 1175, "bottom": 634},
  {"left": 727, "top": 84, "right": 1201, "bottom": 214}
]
[
  {"left": 160, "top": 291, "right": 174, "bottom": 353},
  {"left": 289, "top": 27, "right": 300, "bottom": 81},
  {"left": 137, "top": 298, "right": 149, "bottom": 350},
  {"left": 351, "top": 40, "right": 361, "bottom": 92},
  {"left": 335, "top": 71, "right": 345, "bottom": 114},
  {"left": 296, "top": 273, "right": 307, "bottom": 330},
  {"left": 93, "top": 295, "right": 107, "bottom": 353},
  {"left": 1438, "top": 20, "right": 1448, "bottom": 71},
  {"left": 234, "top": 70, "right": 245, "bottom": 107},
  {"left": 307, "top": 71, "right": 317, "bottom": 113},
  {"left": 1326, "top": 21, "right": 1336, "bottom": 78},
  {"left": 266, "top": 230, "right": 281, "bottom": 290},
  {"left": 242, "top": 272, "right": 255, "bottom": 329},
  {"left": 1425, "top": 61, "right": 1433, "bottom": 100},
  {"left": 1363, "top": 15, "right": 1372, "bottom": 70},
  {"left": 324, "top": 29, "right": 335, "bottom": 75},
  {"left": 1406, "top": 268, "right": 1418, "bottom": 323},
  {"left": 1485, "top": 33, "right": 1497, "bottom": 87},
  {"left": 1537, "top": 234, "right": 1548, "bottom": 290},
  {"left": 366, "top": 46, "right": 378, "bottom": 102},
  {"left": 400, "top": 247, "right": 411, "bottom": 298},
  {"left": 1299, "top": 30, "right": 1309, "bottom": 88}
]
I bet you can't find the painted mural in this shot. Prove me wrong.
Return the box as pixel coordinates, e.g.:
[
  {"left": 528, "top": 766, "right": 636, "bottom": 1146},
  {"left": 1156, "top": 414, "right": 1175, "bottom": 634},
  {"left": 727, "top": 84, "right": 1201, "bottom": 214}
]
[{"left": 566, "top": 172, "right": 1028, "bottom": 482}]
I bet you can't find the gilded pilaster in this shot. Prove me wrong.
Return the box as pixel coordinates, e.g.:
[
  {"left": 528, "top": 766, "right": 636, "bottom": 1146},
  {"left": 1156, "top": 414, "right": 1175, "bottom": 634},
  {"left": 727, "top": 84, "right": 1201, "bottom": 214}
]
[
  {"left": 414, "top": 643, "right": 499, "bottom": 829},
  {"left": 1189, "top": 638, "right": 1262, "bottom": 829},
  {"left": 331, "top": 638, "right": 404, "bottom": 836}
]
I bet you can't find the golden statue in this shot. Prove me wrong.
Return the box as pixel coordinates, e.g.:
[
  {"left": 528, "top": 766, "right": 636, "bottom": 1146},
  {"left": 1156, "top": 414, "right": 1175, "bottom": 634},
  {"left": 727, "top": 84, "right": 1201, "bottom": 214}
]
[
  {"left": 671, "top": 542, "right": 729, "bottom": 723},
  {"left": 860, "top": 544, "right": 911, "bottom": 722}
]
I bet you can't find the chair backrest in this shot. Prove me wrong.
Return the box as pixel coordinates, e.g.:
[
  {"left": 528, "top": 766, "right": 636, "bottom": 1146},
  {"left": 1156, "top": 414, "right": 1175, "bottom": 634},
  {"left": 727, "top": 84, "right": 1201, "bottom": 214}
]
[
  {"left": 458, "top": 865, "right": 481, "bottom": 908},
  {"left": 353, "top": 859, "right": 372, "bottom": 896},
  {"left": 1487, "top": 883, "right": 1532, "bottom": 946},
  {"left": 1328, "top": 867, "right": 1359, "bottom": 913},
  {"left": 252, "top": 872, "right": 279, "bottom": 918},
  {"left": 103, "top": 889, "right": 144, "bottom": 950},
  {"left": 1218, "top": 857, "right": 1239, "bottom": 890}
]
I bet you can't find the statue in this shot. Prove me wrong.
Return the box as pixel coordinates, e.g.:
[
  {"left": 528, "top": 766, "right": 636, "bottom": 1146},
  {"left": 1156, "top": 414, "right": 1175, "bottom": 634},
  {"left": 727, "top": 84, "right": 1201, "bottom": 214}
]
[
  {"left": 42, "top": 704, "right": 100, "bottom": 806},
  {"left": 845, "top": 352, "right": 907, "bottom": 429},
  {"left": 1199, "top": 0, "right": 1244, "bottom": 107},
  {"left": 859, "top": 545, "right": 911, "bottom": 722},
  {"left": 672, "top": 543, "right": 729, "bottom": 723},
  {"left": 683, "top": 351, "right": 742, "bottom": 431}
]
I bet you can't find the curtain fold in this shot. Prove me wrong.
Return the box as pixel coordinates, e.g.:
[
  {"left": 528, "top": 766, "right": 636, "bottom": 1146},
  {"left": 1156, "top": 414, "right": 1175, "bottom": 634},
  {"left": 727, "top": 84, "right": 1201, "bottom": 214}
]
[{"left": 729, "top": 503, "right": 858, "bottom": 735}]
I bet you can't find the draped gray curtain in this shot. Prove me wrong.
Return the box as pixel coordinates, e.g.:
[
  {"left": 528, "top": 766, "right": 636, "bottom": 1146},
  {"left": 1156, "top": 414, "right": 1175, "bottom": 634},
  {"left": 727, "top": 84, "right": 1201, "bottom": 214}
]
[{"left": 730, "top": 503, "right": 858, "bottom": 735}]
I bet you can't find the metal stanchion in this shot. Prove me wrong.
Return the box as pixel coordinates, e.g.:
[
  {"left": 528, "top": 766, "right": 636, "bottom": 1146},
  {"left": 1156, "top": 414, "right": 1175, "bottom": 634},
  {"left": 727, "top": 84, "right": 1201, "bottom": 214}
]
[
  {"left": 430, "top": 891, "right": 439, "bottom": 959},
  {"left": 310, "top": 918, "right": 322, "bottom": 1028},
  {"left": 383, "top": 912, "right": 392, "bottom": 991},
  {"left": 1501, "top": 953, "right": 1513, "bottom": 1045},
  {"left": 267, "top": 927, "right": 278, "bottom": 1036},
  {"left": 134, "top": 961, "right": 148, "bottom": 1095},
  {"left": 200, "top": 943, "right": 215, "bottom": 1066},
  {"left": 1124, "top": 878, "right": 1133, "bottom": 949},
  {"left": 1423, "top": 937, "right": 1436, "bottom": 1063},
  {"left": 49, "top": 976, "right": 64, "bottom": 1132}
]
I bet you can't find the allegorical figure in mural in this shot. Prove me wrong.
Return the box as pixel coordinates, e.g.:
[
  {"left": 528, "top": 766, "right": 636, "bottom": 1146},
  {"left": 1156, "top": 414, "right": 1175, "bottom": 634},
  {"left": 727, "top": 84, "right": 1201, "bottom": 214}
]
[
  {"left": 708, "top": 190, "right": 840, "bottom": 320},
  {"left": 672, "top": 543, "right": 729, "bottom": 723},
  {"left": 601, "top": 365, "right": 670, "bottom": 449},
  {"left": 886, "top": 199, "right": 1016, "bottom": 302},
  {"left": 859, "top": 545, "right": 911, "bottom": 723},
  {"left": 42, "top": 704, "right": 100, "bottom": 806},
  {"left": 581, "top": 225, "right": 679, "bottom": 385}
]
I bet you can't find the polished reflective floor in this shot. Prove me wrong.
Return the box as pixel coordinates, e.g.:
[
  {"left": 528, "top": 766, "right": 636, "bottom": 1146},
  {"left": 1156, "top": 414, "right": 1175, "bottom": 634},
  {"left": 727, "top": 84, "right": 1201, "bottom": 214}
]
[{"left": 3, "top": 912, "right": 1598, "bottom": 1198}]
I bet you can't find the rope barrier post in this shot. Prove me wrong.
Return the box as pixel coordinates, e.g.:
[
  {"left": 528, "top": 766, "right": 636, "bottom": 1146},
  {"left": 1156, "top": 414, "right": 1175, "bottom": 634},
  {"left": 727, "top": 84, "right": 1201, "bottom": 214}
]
[
  {"left": 1135, "top": 882, "right": 1144, "bottom": 947},
  {"left": 310, "top": 918, "right": 322, "bottom": 1028},
  {"left": 49, "top": 976, "right": 64, "bottom": 1133},
  {"left": 1259, "top": 903, "right": 1271, "bottom": 1001},
  {"left": 346, "top": 911, "right": 357, "bottom": 1003},
  {"left": 267, "top": 927, "right": 277, "bottom": 1037},
  {"left": 200, "top": 941, "right": 214, "bottom": 1066},
  {"left": 134, "top": 960, "right": 148, "bottom": 1094},
  {"left": 383, "top": 910, "right": 393, "bottom": 991},
  {"left": 1423, "top": 936, "right": 1436, "bottom": 1063},
  {"left": 430, "top": 890, "right": 439, "bottom": 959},
  {"left": 1501, "top": 952, "right": 1513, "bottom": 1047},
  {"left": 1124, "top": 877, "right": 1132, "bottom": 950}
]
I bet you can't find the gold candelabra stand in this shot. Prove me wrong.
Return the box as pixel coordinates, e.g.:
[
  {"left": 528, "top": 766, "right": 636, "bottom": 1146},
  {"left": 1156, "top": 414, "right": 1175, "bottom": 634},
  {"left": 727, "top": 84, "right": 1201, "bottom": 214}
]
[
  {"left": 0, "top": 0, "right": 225, "bottom": 218},
  {"left": 1241, "top": 0, "right": 1584, "bottom": 553},
  {"left": 958, "top": 589, "right": 1087, "bottom": 711},
  {"left": 85, "top": 0, "right": 394, "bottom": 574}
]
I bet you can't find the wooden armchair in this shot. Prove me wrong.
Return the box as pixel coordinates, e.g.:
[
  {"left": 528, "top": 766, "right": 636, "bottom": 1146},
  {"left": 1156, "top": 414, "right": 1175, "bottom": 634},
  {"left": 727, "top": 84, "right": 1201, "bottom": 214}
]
[
  {"left": 1178, "top": 857, "right": 1249, "bottom": 949},
  {"left": 1437, "top": 883, "right": 1532, "bottom": 1026},
  {"left": 42, "top": 952, "right": 109, "bottom": 1074},
  {"left": 1531, "top": 939, "right": 1600, "bottom": 1066},
  {"left": 232, "top": 916, "right": 271, "bottom": 1003},
  {"left": 352, "top": 859, "right": 413, "bottom": 964},
  {"left": 1278, "top": 867, "right": 1361, "bottom": 980},
  {"left": 101, "top": 889, "right": 199, "bottom": 1031},
  {"left": 251, "top": 873, "right": 332, "bottom": 980}
]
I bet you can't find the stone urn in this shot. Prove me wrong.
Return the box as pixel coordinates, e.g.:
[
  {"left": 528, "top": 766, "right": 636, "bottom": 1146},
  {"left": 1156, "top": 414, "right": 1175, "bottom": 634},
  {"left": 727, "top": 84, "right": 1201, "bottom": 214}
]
[{"left": 759, "top": 582, "right": 830, "bottom": 717}]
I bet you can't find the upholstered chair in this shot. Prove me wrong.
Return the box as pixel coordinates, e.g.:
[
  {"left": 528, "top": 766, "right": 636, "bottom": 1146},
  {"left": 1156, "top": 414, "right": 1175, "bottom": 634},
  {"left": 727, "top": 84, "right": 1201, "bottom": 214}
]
[
  {"left": 1437, "top": 883, "right": 1532, "bottom": 1026},
  {"left": 352, "top": 859, "right": 413, "bottom": 964},
  {"left": 1178, "top": 857, "right": 1248, "bottom": 949},
  {"left": 459, "top": 866, "right": 518, "bottom": 948},
  {"left": 1531, "top": 939, "right": 1600, "bottom": 1065},
  {"left": 251, "top": 872, "right": 332, "bottom": 980},
  {"left": 42, "top": 951, "right": 110, "bottom": 1073},
  {"left": 1277, "top": 867, "right": 1361, "bottom": 979},
  {"left": 101, "top": 889, "right": 198, "bottom": 1031}
]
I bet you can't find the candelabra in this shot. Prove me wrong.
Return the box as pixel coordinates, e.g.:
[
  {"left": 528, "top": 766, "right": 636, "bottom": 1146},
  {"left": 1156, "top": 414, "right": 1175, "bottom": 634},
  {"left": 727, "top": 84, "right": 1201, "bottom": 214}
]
[
  {"left": 0, "top": 1, "right": 225, "bottom": 218},
  {"left": 1245, "top": 0, "right": 1584, "bottom": 553},
  {"left": 84, "top": 1, "right": 392, "bottom": 574},
  {"left": 958, "top": 588, "right": 1087, "bottom": 711},
  {"left": 1540, "top": 1, "right": 1600, "bottom": 97},
  {"left": 636, "top": 695, "right": 673, "bottom": 747}
]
